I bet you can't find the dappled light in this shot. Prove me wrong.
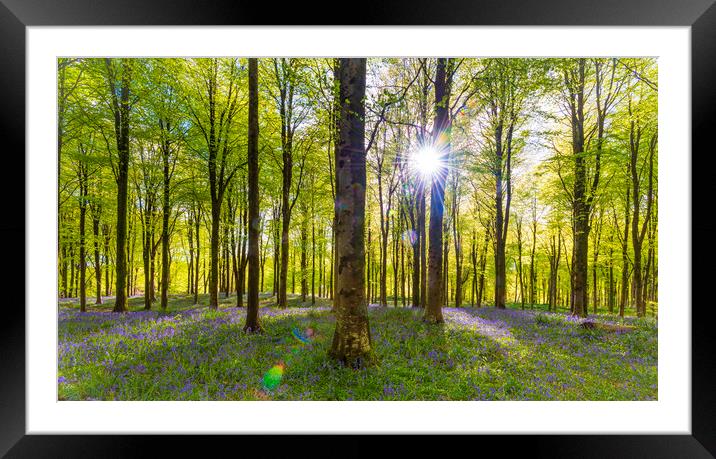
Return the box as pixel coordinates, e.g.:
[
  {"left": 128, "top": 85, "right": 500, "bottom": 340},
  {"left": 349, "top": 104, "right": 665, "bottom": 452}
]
[
  {"left": 58, "top": 296, "right": 656, "bottom": 401},
  {"left": 57, "top": 57, "right": 658, "bottom": 401}
]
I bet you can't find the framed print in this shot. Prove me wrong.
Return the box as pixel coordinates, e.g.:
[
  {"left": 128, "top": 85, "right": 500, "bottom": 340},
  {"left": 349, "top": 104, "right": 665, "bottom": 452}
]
[{"left": 3, "top": 0, "right": 715, "bottom": 456}]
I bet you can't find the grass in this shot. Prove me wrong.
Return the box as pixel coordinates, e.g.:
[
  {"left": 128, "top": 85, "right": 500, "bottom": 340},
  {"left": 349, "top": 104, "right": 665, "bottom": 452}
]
[{"left": 57, "top": 293, "right": 657, "bottom": 401}]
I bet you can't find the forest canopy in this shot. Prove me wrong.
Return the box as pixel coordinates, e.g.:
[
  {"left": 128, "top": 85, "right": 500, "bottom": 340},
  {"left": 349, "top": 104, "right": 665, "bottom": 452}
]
[{"left": 57, "top": 56, "right": 658, "bottom": 333}]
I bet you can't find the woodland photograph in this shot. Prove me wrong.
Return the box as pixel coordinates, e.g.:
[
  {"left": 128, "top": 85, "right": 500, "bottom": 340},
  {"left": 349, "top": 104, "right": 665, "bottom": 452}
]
[{"left": 57, "top": 57, "right": 658, "bottom": 401}]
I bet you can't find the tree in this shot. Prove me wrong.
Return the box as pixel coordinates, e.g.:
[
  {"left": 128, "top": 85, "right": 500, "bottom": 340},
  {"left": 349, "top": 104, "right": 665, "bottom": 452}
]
[
  {"left": 73, "top": 136, "right": 93, "bottom": 312},
  {"left": 424, "top": 58, "right": 450, "bottom": 324},
  {"left": 627, "top": 93, "right": 657, "bottom": 317},
  {"left": 482, "top": 60, "right": 523, "bottom": 309},
  {"left": 270, "top": 58, "right": 310, "bottom": 309},
  {"left": 149, "top": 59, "right": 182, "bottom": 311},
  {"left": 184, "top": 58, "right": 244, "bottom": 310},
  {"left": 329, "top": 58, "right": 372, "bottom": 367},
  {"left": 104, "top": 58, "right": 133, "bottom": 313},
  {"left": 244, "top": 57, "right": 262, "bottom": 332},
  {"left": 57, "top": 57, "right": 657, "bottom": 325}
]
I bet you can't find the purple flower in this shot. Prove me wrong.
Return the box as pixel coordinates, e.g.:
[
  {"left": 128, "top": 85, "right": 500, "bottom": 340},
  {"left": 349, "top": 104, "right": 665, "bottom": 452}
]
[
  {"left": 180, "top": 381, "right": 193, "bottom": 394},
  {"left": 58, "top": 376, "right": 67, "bottom": 384}
]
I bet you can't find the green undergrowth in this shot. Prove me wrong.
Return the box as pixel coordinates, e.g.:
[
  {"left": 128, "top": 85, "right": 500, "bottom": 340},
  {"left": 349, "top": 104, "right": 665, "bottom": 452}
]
[{"left": 58, "top": 294, "right": 657, "bottom": 401}]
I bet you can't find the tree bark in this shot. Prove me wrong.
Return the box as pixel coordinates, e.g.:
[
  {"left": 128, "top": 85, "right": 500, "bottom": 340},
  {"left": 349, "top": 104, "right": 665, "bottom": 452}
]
[
  {"left": 106, "top": 58, "right": 131, "bottom": 313},
  {"left": 311, "top": 207, "right": 316, "bottom": 305},
  {"left": 92, "top": 207, "right": 102, "bottom": 304},
  {"left": 237, "top": 205, "right": 248, "bottom": 307},
  {"left": 77, "top": 163, "right": 88, "bottom": 312},
  {"left": 194, "top": 206, "right": 201, "bottom": 304},
  {"left": 424, "top": 58, "right": 450, "bottom": 324},
  {"left": 529, "top": 197, "right": 537, "bottom": 307},
  {"left": 245, "top": 57, "right": 262, "bottom": 332},
  {"left": 159, "top": 120, "right": 171, "bottom": 311},
  {"left": 515, "top": 217, "right": 525, "bottom": 309},
  {"left": 452, "top": 188, "right": 463, "bottom": 308},
  {"left": 329, "top": 58, "right": 372, "bottom": 367},
  {"left": 300, "top": 217, "right": 308, "bottom": 302},
  {"left": 564, "top": 58, "right": 600, "bottom": 318},
  {"left": 477, "top": 231, "right": 488, "bottom": 307},
  {"left": 102, "top": 224, "right": 111, "bottom": 296}
]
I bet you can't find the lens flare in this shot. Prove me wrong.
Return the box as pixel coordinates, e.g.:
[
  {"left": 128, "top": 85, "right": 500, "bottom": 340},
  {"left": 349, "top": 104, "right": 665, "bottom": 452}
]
[
  {"left": 291, "top": 327, "right": 312, "bottom": 345},
  {"left": 262, "top": 361, "right": 285, "bottom": 392},
  {"left": 260, "top": 328, "right": 316, "bottom": 393},
  {"left": 403, "top": 229, "right": 418, "bottom": 246}
]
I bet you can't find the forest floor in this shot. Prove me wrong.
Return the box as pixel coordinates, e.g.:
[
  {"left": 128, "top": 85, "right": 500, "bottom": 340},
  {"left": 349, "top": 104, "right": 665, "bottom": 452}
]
[{"left": 57, "top": 293, "right": 657, "bottom": 401}]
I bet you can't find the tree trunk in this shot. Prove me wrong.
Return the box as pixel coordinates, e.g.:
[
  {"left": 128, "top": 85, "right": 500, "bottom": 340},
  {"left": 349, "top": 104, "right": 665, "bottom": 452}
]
[
  {"left": 393, "top": 215, "right": 399, "bottom": 308},
  {"left": 419, "top": 189, "right": 427, "bottom": 308},
  {"left": 380, "top": 214, "right": 389, "bottom": 307},
  {"left": 608, "top": 239, "right": 615, "bottom": 314},
  {"left": 142, "top": 223, "right": 152, "bottom": 310},
  {"left": 619, "top": 188, "right": 630, "bottom": 318},
  {"left": 410, "top": 205, "right": 421, "bottom": 308},
  {"left": 516, "top": 217, "right": 525, "bottom": 309},
  {"left": 311, "top": 211, "right": 316, "bottom": 305},
  {"left": 159, "top": 121, "right": 171, "bottom": 311},
  {"left": 442, "top": 218, "right": 449, "bottom": 307},
  {"left": 424, "top": 58, "right": 450, "bottom": 324},
  {"left": 300, "top": 217, "right": 308, "bottom": 302},
  {"left": 237, "top": 206, "right": 248, "bottom": 308},
  {"left": 150, "top": 234, "right": 158, "bottom": 303},
  {"left": 529, "top": 199, "right": 537, "bottom": 307},
  {"left": 493, "top": 102, "right": 514, "bottom": 310},
  {"left": 78, "top": 172, "right": 88, "bottom": 312},
  {"left": 187, "top": 214, "right": 194, "bottom": 295},
  {"left": 103, "top": 224, "right": 111, "bottom": 296},
  {"left": 106, "top": 58, "right": 131, "bottom": 313},
  {"left": 477, "top": 232, "right": 488, "bottom": 307},
  {"left": 566, "top": 59, "right": 591, "bottom": 318},
  {"left": 209, "top": 202, "right": 221, "bottom": 309},
  {"left": 452, "top": 195, "right": 462, "bottom": 308},
  {"left": 400, "top": 211, "right": 406, "bottom": 306},
  {"left": 245, "top": 57, "right": 262, "bottom": 331},
  {"left": 92, "top": 211, "right": 102, "bottom": 304},
  {"left": 329, "top": 58, "right": 372, "bottom": 367},
  {"left": 493, "top": 119, "right": 512, "bottom": 310},
  {"left": 194, "top": 207, "right": 201, "bottom": 304},
  {"left": 470, "top": 230, "right": 477, "bottom": 307},
  {"left": 278, "top": 206, "right": 291, "bottom": 308},
  {"left": 61, "top": 240, "right": 69, "bottom": 298}
]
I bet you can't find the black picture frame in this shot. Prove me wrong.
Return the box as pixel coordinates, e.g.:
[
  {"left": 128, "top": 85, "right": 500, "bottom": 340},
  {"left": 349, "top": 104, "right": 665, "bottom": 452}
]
[{"left": 2, "top": 0, "right": 714, "bottom": 456}]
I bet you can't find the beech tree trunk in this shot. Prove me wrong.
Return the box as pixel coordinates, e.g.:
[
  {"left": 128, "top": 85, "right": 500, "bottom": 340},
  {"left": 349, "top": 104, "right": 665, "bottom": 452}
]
[
  {"left": 477, "top": 232, "right": 488, "bottom": 307},
  {"left": 106, "top": 58, "right": 131, "bottom": 313},
  {"left": 237, "top": 206, "right": 248, "bottom": 308},
  {"left": 103, "top": 224, "right": 111, "bottom": 296},
  {"left": 244, "top": 57, "right": 262, "bottom": 332},
  {"left": 452, "top": 192, "right": 462, "bottom": 308},
  {"left": 300, "top": 217, "right": 308, "bottom": 302},
  {"left": 92, "top": 209, "right": 102, "bottom": 304},
  {"left": 424, "top": 58, "right": 450, "bottom": 324},
  {"left": 159, "top": 122, "right": 172, "bottom": 309},
  {"left": 329, "top": 58, "right": 372, "bottom": 367},
  {"left": 77, "top": 164, "right": 88, "bottom": 312},
  {"left": 311, "top": 209, "right": 316, "bottom": 305},
  {"left": 529, "top": 199, "right": 537, "bottom": 307},
  {"left": 564, "top": 59, "right": 599, "bottom": 318},
  {"left": 515, "top": 217, "right": 525, "bottom": 309},
  {"left": 491, "top": 65, "right": 516, "bottom": 310},
  {"left": 194, "top": 207, "right": 201, "bottom": 305}
]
